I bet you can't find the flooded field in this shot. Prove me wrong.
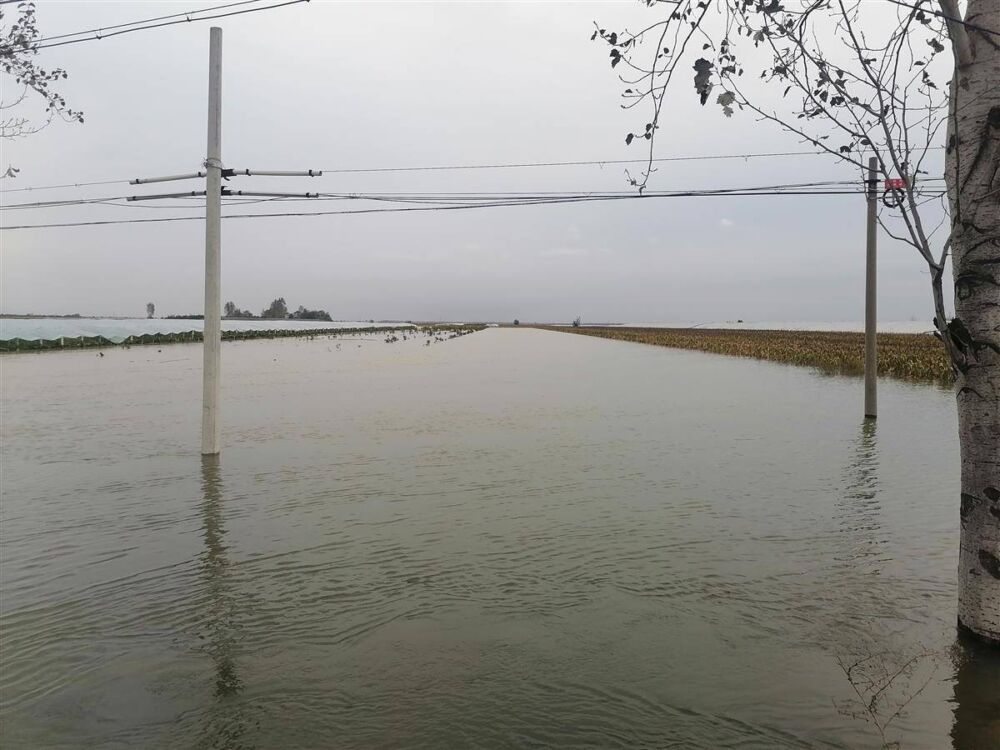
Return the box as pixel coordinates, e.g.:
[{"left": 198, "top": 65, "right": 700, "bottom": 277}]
[{"left": 1, "top": 328, "right": 997, "bottom": 748}]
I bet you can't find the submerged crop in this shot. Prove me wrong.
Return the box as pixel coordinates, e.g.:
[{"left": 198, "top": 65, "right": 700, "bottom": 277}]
[{"left": 541, "top": 326, "right": 952, "bottom": 384}]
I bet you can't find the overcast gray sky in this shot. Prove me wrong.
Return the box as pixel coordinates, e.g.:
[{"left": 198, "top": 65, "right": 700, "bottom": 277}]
[{"left": 1, "top": 0, "right": 949, "bottom": 323}]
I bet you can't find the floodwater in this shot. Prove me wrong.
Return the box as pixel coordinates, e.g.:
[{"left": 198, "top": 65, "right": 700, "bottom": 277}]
[{"left": 1, "top": 328, "right": 997, "bottom": 749}]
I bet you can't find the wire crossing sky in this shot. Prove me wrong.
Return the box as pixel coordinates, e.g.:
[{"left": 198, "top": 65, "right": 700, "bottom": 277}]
[
  {"left": 1, "top": 179, "right": 948, "bottom": 227},
  {"left": 5, "top": 0, "right": 310, "bottom": 51},
  {"left": 0, "top": 0, "right": 954, "bottom": 323},
  {"left": 0, "top": 147, "right": 947, "bottom": 195}
]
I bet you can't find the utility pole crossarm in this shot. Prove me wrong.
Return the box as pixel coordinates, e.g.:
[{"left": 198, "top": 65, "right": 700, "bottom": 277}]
[
  {"left": 224, "top": 169, "right": 323, "bottom": 177},
  {"left": 130, "top": 172, "right": 207, "bottom": 185},
  {"left": 127, "top": 191, "right": 207, "bottom": 201},
  {"left": 222, "top": 190, "right": 319, "bottom": 198}
]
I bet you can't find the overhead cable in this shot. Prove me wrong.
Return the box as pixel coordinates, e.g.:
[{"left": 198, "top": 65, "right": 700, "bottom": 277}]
[
  {"left": 6, "top": 0, "right": 309, "bottom": 52},
  {"left": 0, "top": 148, "right": 948, "bottom": 194},
  {"left": 0, "top": 178, "right": 946, "bottom": 210},
  {"left": 26, "top": 0, "right": 265, "bottom": 44},
  {"left": 1, "top": 187, "right": 947, "bottom": 231}
]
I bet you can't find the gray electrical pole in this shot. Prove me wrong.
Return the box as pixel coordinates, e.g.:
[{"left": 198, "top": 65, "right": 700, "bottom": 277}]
[
  {"left": 202, "top": 26, "right": 223, "bottom": 455},
  {"left": 864, "top": 156, "right": 878, "bottom": 419}
]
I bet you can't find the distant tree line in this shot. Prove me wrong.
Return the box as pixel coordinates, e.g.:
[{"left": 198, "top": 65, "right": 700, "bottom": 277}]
[
  {"left": 165, "top": 298, "right": 333, "bottom": 321},
  {"left": 224, "top": 297, "right": 332, "bottom": 322},
  {"left": 223, "top": 301, "right": 254, "bottom": 319},
  {"left": 289, "top": 306, "right": 332, "bottom": 321}
]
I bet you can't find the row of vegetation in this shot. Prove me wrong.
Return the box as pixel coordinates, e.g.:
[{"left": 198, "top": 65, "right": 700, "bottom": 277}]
[
  {"left": 539, "top": 326, "right": 953, "bottom": 385},
  {"left": 0, "top": 324, "right": 485, "bottom": 353}
]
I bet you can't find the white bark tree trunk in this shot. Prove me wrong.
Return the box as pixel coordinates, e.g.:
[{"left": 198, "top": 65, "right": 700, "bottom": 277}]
[{"left": 945, "top": 0, "right": 1000, "bottom": 644}]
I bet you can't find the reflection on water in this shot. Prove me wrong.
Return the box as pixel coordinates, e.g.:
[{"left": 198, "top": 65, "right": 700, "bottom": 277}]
[
  {"left": 838, "top": 419, "right": 885, "bottom": 571},
  {"left": 198, "top": 455, "right": 254, "bottom": 749},
  {"left": 0, "top": 329, "right": 989, "bottom": 749},
  {"left": 830, "top": 419, "right": 922, "bottom": 748},
  {"left": 200, "top": 456, "right": 242, "bottom": 698},
  {"left": 830, "top": 418, "right": 893, "bottom": 645},
  {"left": 834, "top": 421, "right": 1000, "bottom": 750}
]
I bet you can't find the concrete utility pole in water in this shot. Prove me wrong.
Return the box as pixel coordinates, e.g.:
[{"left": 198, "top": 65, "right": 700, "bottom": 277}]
[
  {"left": 864, "top": 156, "right": 878, "bottom": 420},
  {"left": 202, "top": 27, "right": 223, "bottom": 455},
  {"left": 127, "top": 28, "right": 320, "bottom": 455}
]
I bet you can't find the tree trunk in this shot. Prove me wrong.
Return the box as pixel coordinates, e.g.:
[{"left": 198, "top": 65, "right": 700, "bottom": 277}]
[{"left": 945, "top": 0, "right": 1000, "bottom": 644}]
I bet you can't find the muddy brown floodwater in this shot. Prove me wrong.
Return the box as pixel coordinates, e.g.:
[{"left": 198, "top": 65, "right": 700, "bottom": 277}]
[{"left": 1, "top": 328, "right": 998, "bottom": 749}]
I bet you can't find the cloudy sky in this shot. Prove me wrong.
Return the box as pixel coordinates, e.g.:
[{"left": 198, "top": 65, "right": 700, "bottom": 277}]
[{"left": 1, "top": 0, "right": 950, "bottom": 324}]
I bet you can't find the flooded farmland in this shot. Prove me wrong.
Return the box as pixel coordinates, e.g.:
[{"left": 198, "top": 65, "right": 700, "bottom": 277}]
[{"left": 1, "top": 327, "right": 997, "bottom": 748}]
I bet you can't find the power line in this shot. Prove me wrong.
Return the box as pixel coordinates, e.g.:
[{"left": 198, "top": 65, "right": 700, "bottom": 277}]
[
  {"left": 0, "top": 184, "right": 844, "bottom": 210},
  {"left": 317, "top": 151, "right": 818, "bottom": 174},
  {"left": 0, "top": 194, "right": 308, "bottom": 210},
  {"left": 309, "top": 179, "right": 937, "bottom": 202},
  {"left": 0, "top": 179, "right": 129, "bottom": 194},
  {"left": 1, "top": 195, "right": 134, "bottom": 210},
  {"left": 315, "top": 149, "right": 943, "bottom": 174},
  {"left": 9, "top": 0, "right": 309, "bottom": 52},
  {"left": 0, "top": 177, "right": 947, "bottom": 211},
  {"left": 4, "top": 189, "right": 846, "bottom": 212},
  {"left": 9, "top": 185, "right": 826, "bottom": 210},
  {"left": 28, "top": 0, "right": 265, "bottom": 44},
  {"left": 0, "top": 187, "right": 947, "bottom": 231},
  {"left": 0, "top": 148, "right": 949, "bottom": 194}
]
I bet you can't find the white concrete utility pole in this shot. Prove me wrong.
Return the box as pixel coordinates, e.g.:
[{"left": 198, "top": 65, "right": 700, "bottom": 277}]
[
  {"left": 202, "top": 26, "right": 223, "bottom": 455},
  {"left": 126, "top": 28, "right": 321, "bottom": 455},
  {"left": 864, "top": 156, "right": 878, "bottom": 419}
]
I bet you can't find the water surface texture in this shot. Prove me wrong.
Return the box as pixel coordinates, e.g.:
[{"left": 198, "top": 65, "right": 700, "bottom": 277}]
[{"left": 2, "top": 328, "right": 998, "bottom": 749}]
